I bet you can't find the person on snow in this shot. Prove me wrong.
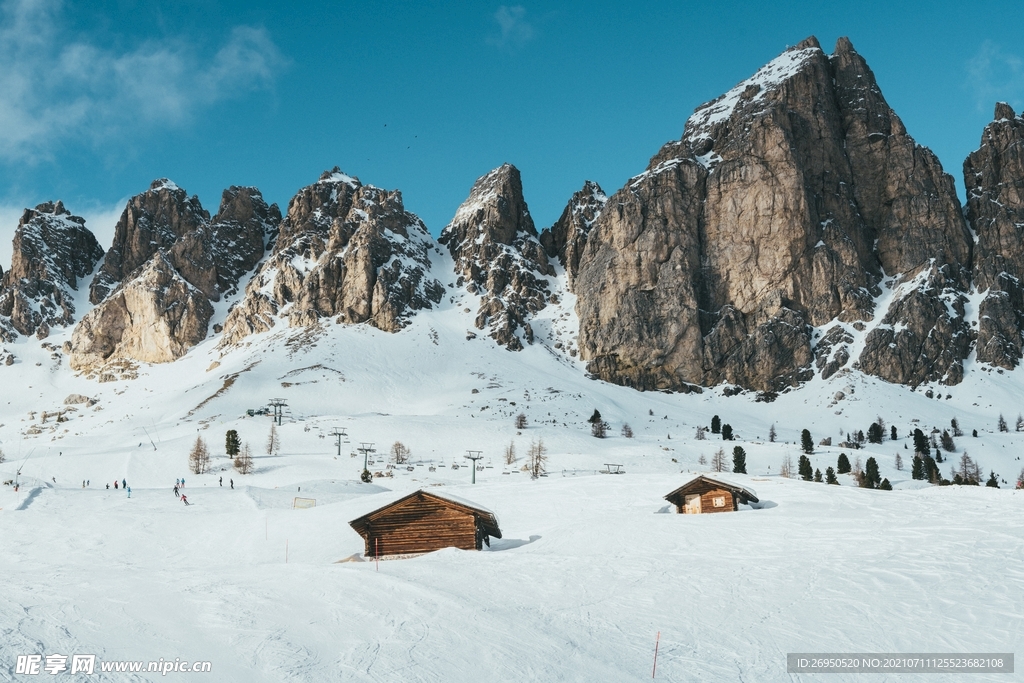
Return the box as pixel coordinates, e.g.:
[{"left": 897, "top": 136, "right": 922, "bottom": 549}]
[
  {"left": 181, "top": 494, "right": 189, "bottom": 506},
  {"left": 82, "top": 480, "right": 85, "bottom": 488},
  {"left": 173, "top": 485, "right": 179, "bottom": 497},
  {"left": 122, "top": 478, "right": 126, "bottom": 489},
  {"left": 230, "top": 479, "right": 234, "bottom": 489},
  {"left": 127, "top": 486, "right": 131, "bottom": 498},
  {"left": 114, "top": 481, "right": 118, "bottom": 489},
  {"left": 106, "top": 483, "right": 109, "bottom": 489},
  {"left": 219, "top": 476, "right": 222, "bottom": 487},
  {"left": 176, "top": 478, "right": 180, "bottom": 487}
]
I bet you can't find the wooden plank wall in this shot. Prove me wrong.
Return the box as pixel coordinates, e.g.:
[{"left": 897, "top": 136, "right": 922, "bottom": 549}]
[
  {"left": 672, "top": 479, "right": 737, "bottom": 513},
  {"left": 364, "top": 496, "right": 478, "bottom": 556}
]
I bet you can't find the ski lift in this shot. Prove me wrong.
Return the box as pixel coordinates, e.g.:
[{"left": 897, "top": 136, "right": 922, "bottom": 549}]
[
  {"left": 451, "top": 462, "right": 460, "bottom": 470},
  {"left": 428, "top": 465, "right": 436, "bottom": 472}
]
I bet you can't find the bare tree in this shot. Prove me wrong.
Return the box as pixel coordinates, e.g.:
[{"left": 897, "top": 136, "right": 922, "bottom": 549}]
[
  {"left": 698, "top": 453, "right": 707, "bottom": 466},
  {"left": 0, "top": 447, "right": 5, "bottom": 464},
  {"left": 234, "top": 442, "right": 253, "bottom": 475},
  {"left": 266, "top": 423, "right": 280, "bottom": 455},
  {"left": 503, "top": 441, "right": 517, "bottom": 465},
  {"left": 895, "top": 453, "right": 903, "bottom": 471},
  {"left": 515, "top": 413, "right": 527, "bottom": 429},
  {"left": 780, "top": 453, "right": 794, "bottom": 479},
  {"left": 527, "top": 439, "right": 548, "bottom": 479},
  {"left": 621, "top": 423, "right": 633, "bottom": 438},
  {"left": 711, "top": 448, "right": 726, "bottom": 473},
  {"left": 189, "top": 436, "right": 210, "bottom": 475},
  {"left": 390, "top": 441, "right": 411, "bottom": 464}
]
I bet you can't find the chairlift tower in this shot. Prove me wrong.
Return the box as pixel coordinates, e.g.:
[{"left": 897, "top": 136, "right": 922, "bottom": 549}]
[
  {"left": 358, "top": 442, "right": 376, "bottom": 471},
  {"left": 268, "top": 398, "right": 287, "bottom": 426},
  {"left": 464, "top": 450, "right": 484, "bottom": 484},
  {"left": 329, "top": 427, "right": 347, "bottom": 456}
]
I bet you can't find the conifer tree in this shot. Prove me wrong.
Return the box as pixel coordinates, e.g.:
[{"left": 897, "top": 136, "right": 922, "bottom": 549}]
[
  {"left": 998, "top": 414, "right": 1008, "bottom": 432},
  {"left": 801, "top": 429, "right": 814, "bottom": 454},
  {"left": 721, "top": 424, "right": 734, "bottom": 441},
  {"left": 769, "top": 424, "right": 777, "bottom": 442},
  {"left": 621, "top": 423, "right": 633, "bottom": 438},
  {"left": 813, "top": 468, "right": 822, "bottom": 482},
  {"left": 923, "top": 454, "right": 940, "bottom": 483},
  {"left": 951, "top": 417, "right": 963, "bottom": 437},
  {"left": 879, "top": 478, "right": 892, "bottom": 490},
  {"left": 940, "top": 430, "right": 955, "bottom": 452},
  {"left": 867, "top": 423, "right": 883, "bottom": 444},
  {"left": 515, "top": 413, "right": 528, "bottom": 429},
  {"left": 732, "top": 446, "right": 746, "bottom": 474},
  {"left": 986, "top": 471, "right": 999, "bottom": 488},
  {"left": 912, "top": 428, "right": 929, "bottom": 455},
  {"left": 837, "top": 452, "right": 851, "bottom": 474},
  {"left": 911, "top": 454, "right": 924, "bottom": 480},
  {"left": 798, "top": 454, "right": 813, "bottom": 481},
  {"left": 890, "top": 425, "right": 898, "bottom": 441},
  {"left": 225, "top": 429, "right": 240, "bottom": 457},
  {"left": 864, "top": 456, "right": 881, "bottom": 488},
  {"left": 711, "top": 415, "right": 721, "bottom": 434},
  {"left": 895, "top": 453, "right": 903, "bottom": 471},
  {"left": 825, "top": 466, "right": 838, "bottom": 485}
]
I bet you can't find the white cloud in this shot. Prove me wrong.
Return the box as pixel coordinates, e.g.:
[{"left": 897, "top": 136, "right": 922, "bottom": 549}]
[
  {"left": 0, "top": 0, "right": 284, "bottom": 161},
  {"left": 489, "top": 5, "right": 534, "bottom": 49},
  {"left": 967, "top": 40, "right": 1024, "bottom": 113}
]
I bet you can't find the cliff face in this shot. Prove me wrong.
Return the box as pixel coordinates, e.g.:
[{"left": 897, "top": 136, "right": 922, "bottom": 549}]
[
  {"left": 70, "top": 181, "right": 277, "bottom": 370},
  {"left": 0, "top": 201, "right": 104, "bottom": 341},
  {"left": 575, "top": 37, "right": 972, "bottom": 392},
  {"left": 220, "top": 169, "right": 443, "bottom": 345},
  {"left": 965, "top": 102, "right": 1024, "bottom": 369},
  {"left": 539, "top": 180, "right": 606, "bottom": 287},
  {"left": 440, "top": 164, "right": 555, "bottom": 350}
]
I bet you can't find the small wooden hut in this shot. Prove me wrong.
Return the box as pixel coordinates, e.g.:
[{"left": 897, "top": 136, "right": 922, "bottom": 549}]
[
  {"left": 664, "top": 475, "right": 758, "bottom": 514},
  {"left": 349, "top": 489, "right": 502, "bottom": 557}
]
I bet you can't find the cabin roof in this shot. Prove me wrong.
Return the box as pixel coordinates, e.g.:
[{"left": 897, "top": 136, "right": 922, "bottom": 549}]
[
  {"left": 349, "top": 489, "right": 502, "bottom": 539},
  {"left": 664, "top": 474, "right": 759, "bottom": 504}
]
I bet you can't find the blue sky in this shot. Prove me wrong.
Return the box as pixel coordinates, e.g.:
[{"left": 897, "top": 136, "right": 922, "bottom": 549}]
[{"left": 1, "top": 0, "right": 1023, "bottom": 262}]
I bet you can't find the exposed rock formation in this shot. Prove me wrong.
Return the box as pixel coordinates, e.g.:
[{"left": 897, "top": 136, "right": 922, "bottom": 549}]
[
  {"left": 576, "top": 36, "right": 971, "bottom": 392},
  {"left": 440, "top": 164, "right": 554, "bottom": 350},
  {"left": 220, "top": 169, "right": 443, "bottom": 344},
  {"left": 0, "top": 201, "right": 104, "bottom": 340},
  {"left": 539, "top": 180, "right": 606, "bottom": 285},
  {"left": 70, "top": 253, "right": 214, "bottom": 369},
  {"left": 964, "top": 102, "right": 1024, "bottom": 369}
]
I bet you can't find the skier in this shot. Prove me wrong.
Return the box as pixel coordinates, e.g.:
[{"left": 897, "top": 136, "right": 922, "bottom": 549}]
[
  {"left": 52, "top": 477, "right": 56, "bottom": 484},
  {"left": 106, "top": 483, "right": 109, "bottom": 489},
  {"left": 82, "top": 480, "right": 85, "bottom": 488},
  {"left": 230, "top": 479, "right": 234, "bottom": 489},
  {"left": 114, "top": 481, "right": 118, "bottom": 489},
  {"left": 181, "top": 494, "right": 190, "bottom": 506},
  {"left": 176, "top": 478, "right": 180, "bottom": 487},
  {"left": 219, "top": 476, "right": 222, "bottom": 487},
  {"left": 127, "top": 486, "right": 131, "bottom": 499},
  {"left": 181, "top": 478, "right": 185, "bottom": 487},
  {"left": 87, "top": 480, "right": 90, "bottom": 486},
  {"left": 173, "top": 485, "right": 179, "bottom": 497},
  {"left": 122, "top": 478, "right": 126, "bottom": 489}
]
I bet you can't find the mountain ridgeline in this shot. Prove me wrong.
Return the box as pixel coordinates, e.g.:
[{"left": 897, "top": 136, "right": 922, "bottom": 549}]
[{"left": 1, "top": 36, "right": 1023, "bottom": 394}]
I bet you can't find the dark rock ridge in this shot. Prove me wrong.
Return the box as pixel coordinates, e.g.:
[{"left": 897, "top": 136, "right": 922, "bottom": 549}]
[
  {"left": 71, "top": 180, "right": 278, "bottom": 369},
  {"left": 965, "top": 102, "right": 1024, "bottom": 369},
  {"left": 539, "top": 180, "right": 607, "bottom": 286},
  {"left": 0, "top": 201, "right": 104, "bottom": 341},
  {"left": 440, "top": 164, "right": 555, "bottom": 350},
  {"left": 220, "top": 168, "right": 443, "bottom": 344},
  {"left": 575, "top": 36, "right": 972, "bottom": 392}
]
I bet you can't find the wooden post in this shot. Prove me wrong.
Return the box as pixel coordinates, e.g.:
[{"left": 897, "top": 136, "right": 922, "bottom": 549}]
[{"left": 652, "top": 631, "right": 660, "bottom": 678}]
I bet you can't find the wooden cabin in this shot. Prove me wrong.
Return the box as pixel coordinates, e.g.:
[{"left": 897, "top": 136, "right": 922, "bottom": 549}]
[
  {"left": 664, "top": 475, "right": 758, "bottom": 514},
  {"left": 349, "top": 489, "right": 502, "bottom": 557}
]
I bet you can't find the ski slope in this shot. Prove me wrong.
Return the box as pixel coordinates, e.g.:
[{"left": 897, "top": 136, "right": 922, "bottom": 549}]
[{"left": 1, "top": 297, "right": 1023, "bottom": 681}]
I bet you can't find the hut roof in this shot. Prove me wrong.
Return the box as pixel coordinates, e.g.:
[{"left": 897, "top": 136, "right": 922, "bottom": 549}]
[
  {"left": 349, "top": 489, "right": 502, "bottom": 539},
  {"left": 664, "top": 475, "right": 759, "bottom": 504}
]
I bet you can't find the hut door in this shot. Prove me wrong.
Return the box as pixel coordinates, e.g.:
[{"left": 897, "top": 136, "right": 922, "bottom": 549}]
[{"left": 683, "top": 494, "right": 702, "bottom": 514}]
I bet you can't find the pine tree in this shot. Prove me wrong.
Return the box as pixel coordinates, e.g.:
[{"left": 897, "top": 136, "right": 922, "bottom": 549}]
[
  {"left": 591, "top": 419, "right": 608, "bottom": 438},
  {"left": 986, "top": 471, "right": 1000, "bottom": 488},
  {"left": 769, "top": 424, "right": 777, "bottom": 443},
  {"left": 867, "top": 423, "right": 884, "bottom": 444},
  {"left": 890, "top": 425, "right": 898, "bottom": 441},
  {"left": 879, "top": 478, "right": 892, "bottom": 490},
  {"left": 923, "top": 454, "right": 940, "bottom": 483},
  {"left": 895, "top": 453, "right": 903, "bottom": 471},
  {"left": 951, "top": 417, "right": 963, "bottom": 437},
  {"left": 711, "top": 448, "right": 726, "bottom": 473},
  {"left": 837, "top": 452, "right": 851, "bottom": 474},
  {"left": 711, "top": 415, "right": 721, "bottom": 434},
  {"left": 1017, "top": 415, "right": 1024, "bottom": 432},
  {"left": 998, "top": 414, "right": 1008, "bottom": 432},
  {"left": 225, "top": 429, "right": 240, "bottom": 457},
  {"left": 732, "top": 446, "right": 747, "bottom": 474},
  {"left": 940, "top": 430, "right": 955, "bottom": 452},
  {"left": 188, "top": 435, "right": 210, "bottom": 475},
  {"left": 265, "top": 423, "right": 280, "bottom": 455},
  {"left": 864, "top": 456, "right": 881, "bottom": 488},
  {"left": 515, "top": 413, "right": 528, "bottom": 429},
  {"left": 912, "top": 428, "right": 929, "bottom": 455},
  {"left": 801, "top": 429, "right": 814, "bottom": 454},
  {"left": 621, "top": 423, "right": 633, "bottom": 438},
  {"left": 911, "top": 454, "right": 924, "bottom": 480},
  {"left": 721, "top": 424, "right": 734, "bottom": 441},
  {"left": 855, "top": 429, "right": 866, "bottom": 445},
  {"left": 825, "top": 466, "right": 838, "bottom": 485},
  {"left": 798, "top": 454, "right": 813, "bottom": 481},
  {"left": 698, "top": 453, "right": 707, "bottom": 466},
  {"left": 813, "top": 468, "right": 823, "bottom": 482}
]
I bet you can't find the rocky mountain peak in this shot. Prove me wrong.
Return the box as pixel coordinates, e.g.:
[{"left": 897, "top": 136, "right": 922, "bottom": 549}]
[
  {"left": 539, "top": 180, "right": 607, "bottom": 286},
  {"left": 220, "top": 169, "right": 443, "bottom": 345},
  {"left": 440, "top": 164, "right": 554, "bottom": 351},
  {"left": 994, "top": 101, "right": 1016, "bottom": 121},
  {"left": 0, "top": 201, "right": 103, "bottom": 340}
]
